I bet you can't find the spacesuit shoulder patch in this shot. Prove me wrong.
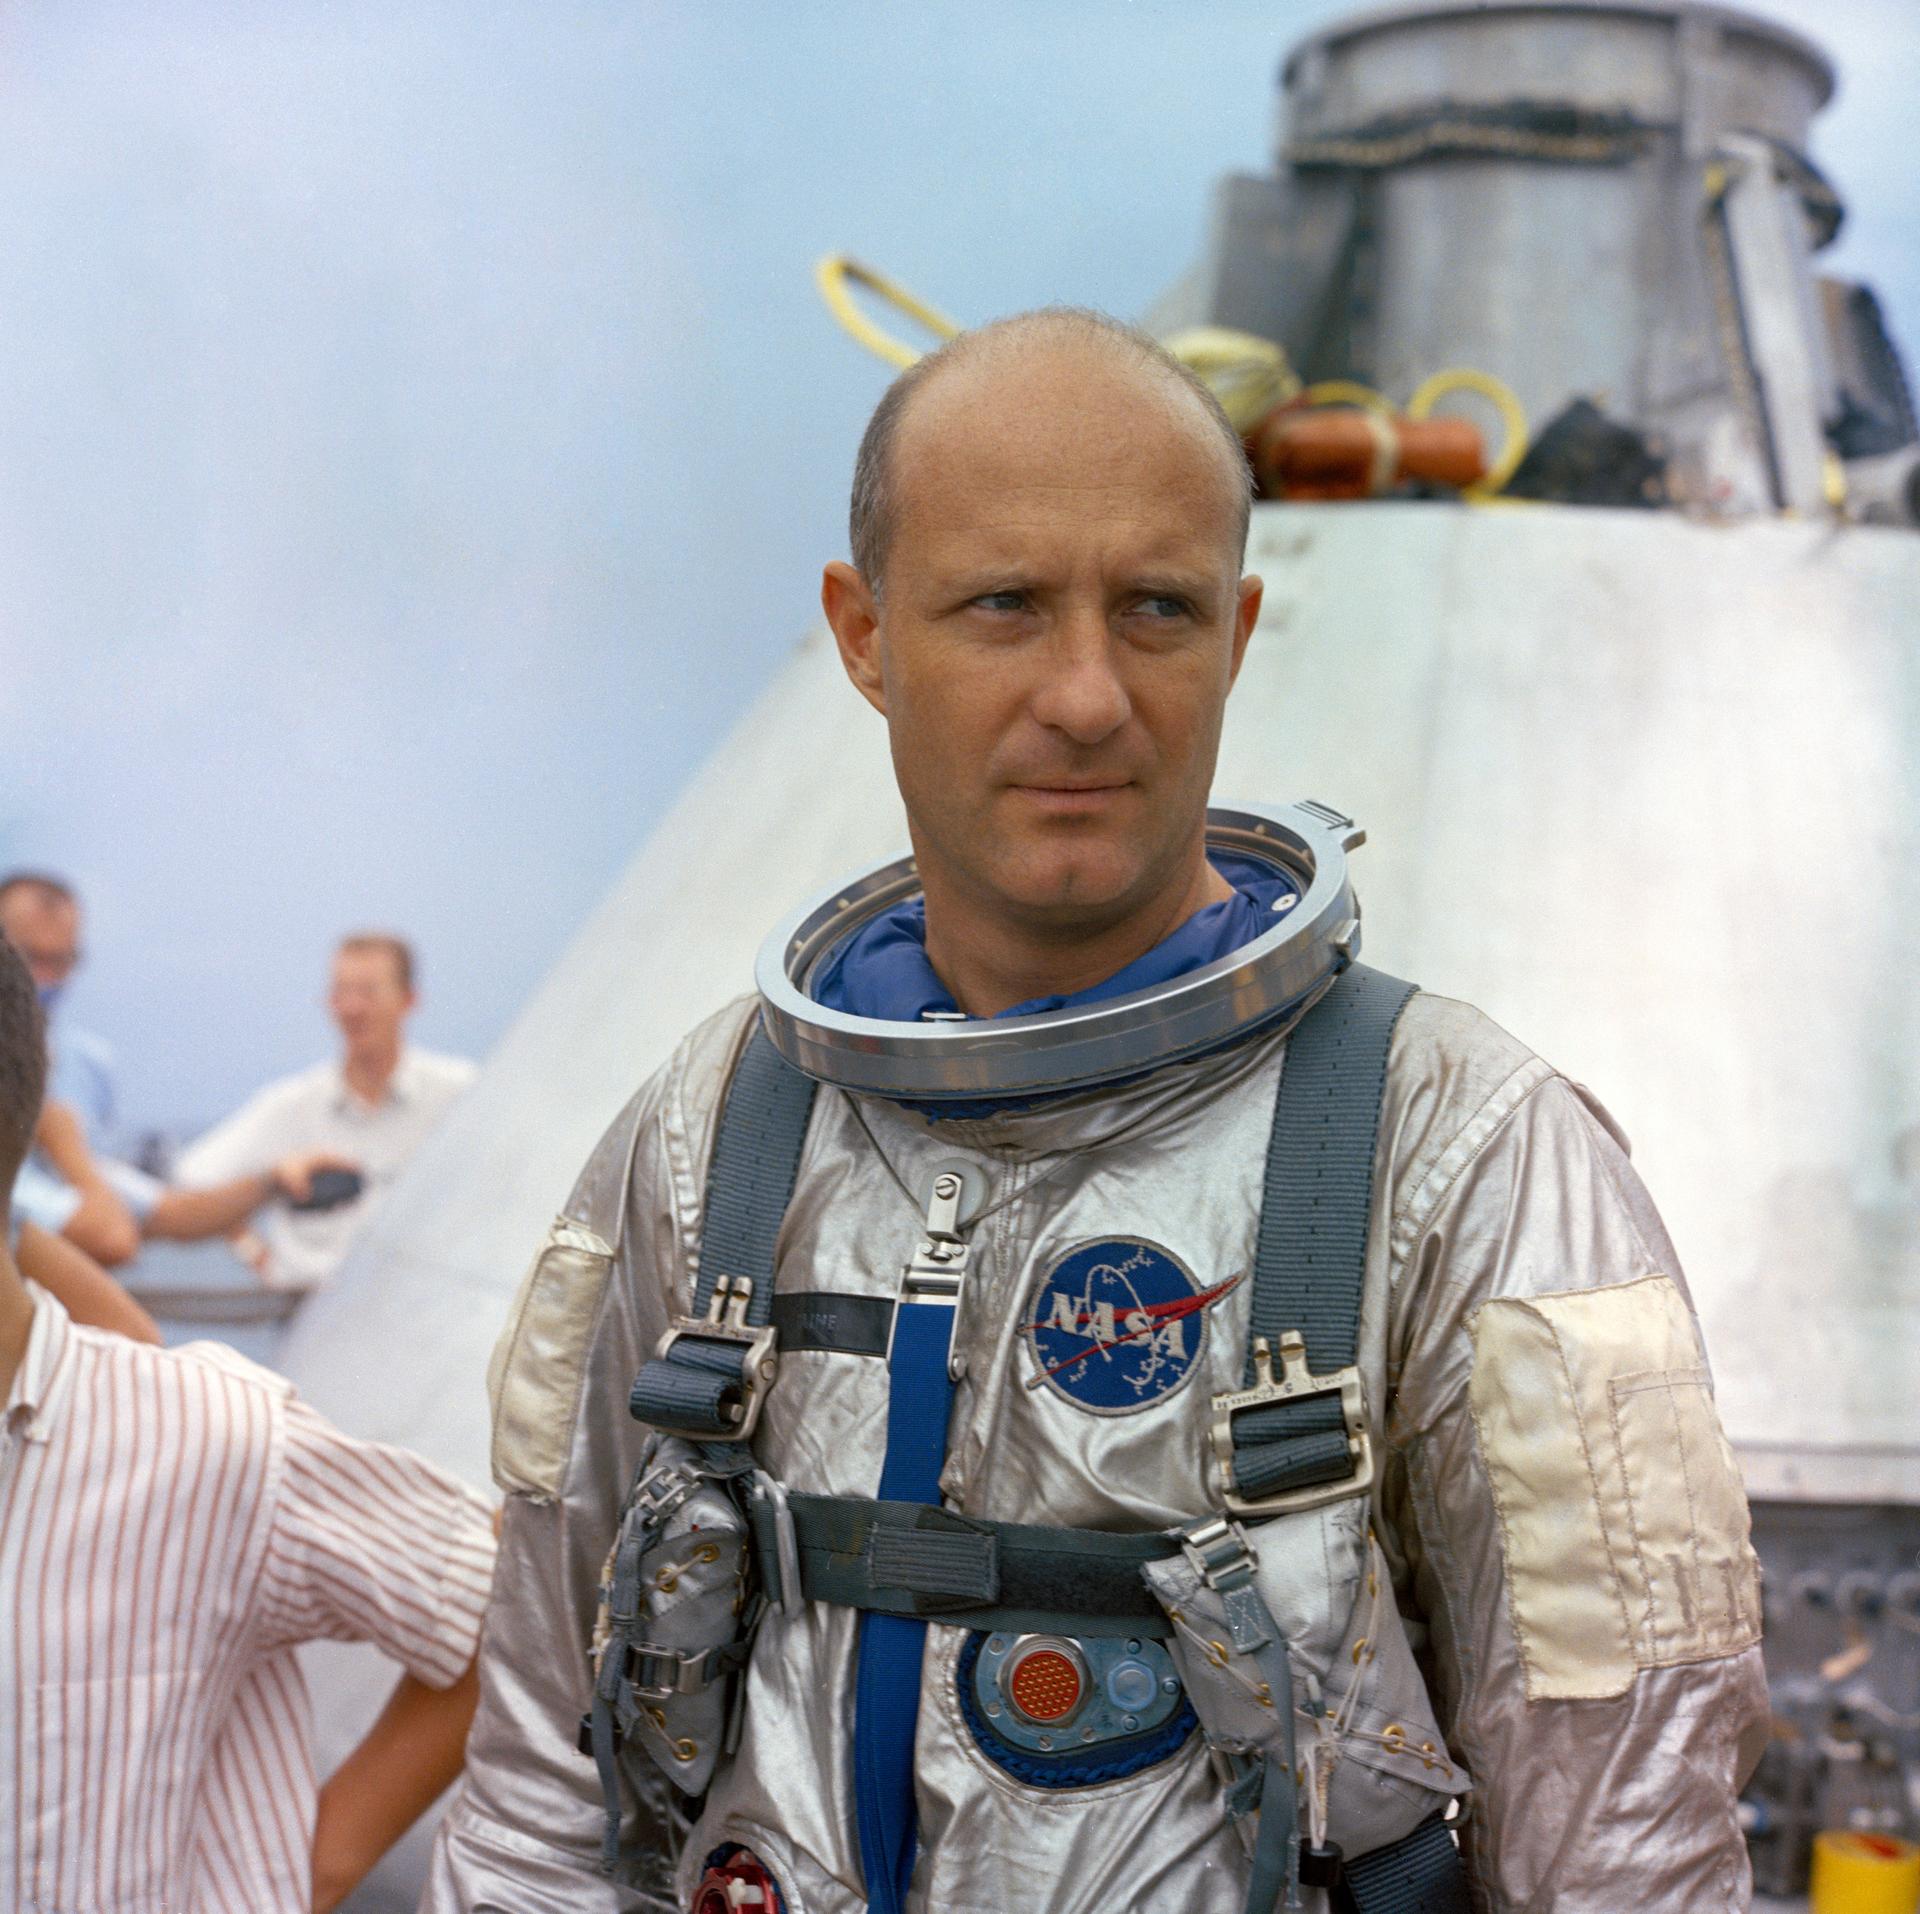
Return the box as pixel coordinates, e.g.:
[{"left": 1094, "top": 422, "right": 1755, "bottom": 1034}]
[
  {"left": 1023, "top": 1238, "right": 1239, "bottom": 1415},
  {"left": 487, "top": 1214, "right": 617, "bottom": 1501},
  {"left": 1468, "top": 1273, "right": 1762, "bottom": 1700}
]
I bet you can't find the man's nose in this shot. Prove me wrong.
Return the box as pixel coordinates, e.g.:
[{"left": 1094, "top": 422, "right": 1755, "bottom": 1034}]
[{"left": 1028, "top": 609, "right": 1131, "bottom": 745}]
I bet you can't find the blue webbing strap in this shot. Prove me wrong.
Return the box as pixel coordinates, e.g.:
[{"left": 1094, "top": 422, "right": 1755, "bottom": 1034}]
[
  {"left": 851, "top": 1278, "right": 962, "bottom": 1912},
  {"left": 1232, "top": 962, "right": 1418, "bottom": 1500}
]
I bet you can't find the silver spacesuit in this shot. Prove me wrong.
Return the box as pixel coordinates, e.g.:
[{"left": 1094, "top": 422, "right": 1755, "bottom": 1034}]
[{"left": 427, "top": 804, "right": 1767, "bottom": 1913}]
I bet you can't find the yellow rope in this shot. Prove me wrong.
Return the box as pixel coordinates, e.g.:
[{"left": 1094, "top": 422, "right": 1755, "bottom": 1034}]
[
  {"left": 1297, "top": 379, "right": 1396, "bottom": 417},
  {"left": 814, "top": 254, "right": 961, "bottom": 369},
  {"left": 1160, "top": 327, "right": 1301, "bottom": 431},
  {"left": 811, "top": 252, "right": 1529, "bottom": 502},
  {"left": 1405, "top": 366, "right": 1530, "bottom": 495}
]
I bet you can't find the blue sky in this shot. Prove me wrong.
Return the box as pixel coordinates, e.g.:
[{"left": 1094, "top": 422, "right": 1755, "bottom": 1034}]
[{"left": 2, "top": 0, "right": 1915, "bottom": 1134}]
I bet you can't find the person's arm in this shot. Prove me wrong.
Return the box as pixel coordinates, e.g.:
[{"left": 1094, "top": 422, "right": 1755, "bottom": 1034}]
[
  {"left": 311, "top": 1661, "right": 481, "bottom": 1914},
  {"left": 13, "top": 1220, "right": 162, "bottom": 1343},
  {"left": 1381, "top": 1027, "right": 1767, "bottom": 1908},
  {"left": 248, "top": 1391, "right": 498, "bottom": 1907},
  {"left": 34, "top": 1100, "right": 140, "bottom": 1266},
  {"left": 143, "top": 1150, "right": 361, "bottom": 1244}
]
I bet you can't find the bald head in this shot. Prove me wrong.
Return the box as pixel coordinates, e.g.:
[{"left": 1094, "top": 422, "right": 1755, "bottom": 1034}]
[
  {"left": 820, "top": 305, "right": 1265, "bottom": 1008},
  {"left": 848, "top": 308, "right": 1252, "bottom": 589}
]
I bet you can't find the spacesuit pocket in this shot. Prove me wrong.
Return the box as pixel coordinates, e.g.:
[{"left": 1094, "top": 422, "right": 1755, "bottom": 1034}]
[
  {"left": 1140, "top": 1546, "right": 1295, "bottom": 1855},
  {"left": 1608, "top": 1367, "right": 1762, "bottom": 1664},
  {"left": 487, "top": 1215, "right": 615, "bottom": 1500},
  {"left": 1144, "top": 1526, "right": 1468, "bottom": 1869},
  {"left": 1468, "top": 1273, "right": 1761, "bottom": 1699},
  {"left": 1310, "top": 1535, "right": 1469, "bottom": 1860},
  {"left": 595, "top": 1435, "right": 756, "bottom": 1800}
]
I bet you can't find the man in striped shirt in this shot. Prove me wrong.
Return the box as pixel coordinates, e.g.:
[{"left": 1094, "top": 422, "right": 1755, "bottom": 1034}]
[{"left": 0, "top": 938, "right": 499, "bottom": 1911}]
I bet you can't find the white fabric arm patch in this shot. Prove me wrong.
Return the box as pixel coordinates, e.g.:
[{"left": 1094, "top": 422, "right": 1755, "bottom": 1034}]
[
  {"left": 487, "top": 1217, "right": 617, "bottom": 1501},
  {"left": 1468, "top": 1274, "right": 1762, "bottom": 1700}
]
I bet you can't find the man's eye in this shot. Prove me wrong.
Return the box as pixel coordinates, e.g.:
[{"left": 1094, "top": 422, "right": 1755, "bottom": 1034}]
[
  {"left": 972, "top": 590, "right": 1028, "bottom": 614},
  {"left": 1137, "top": 595, "right": 1191, "bottom": 619}
]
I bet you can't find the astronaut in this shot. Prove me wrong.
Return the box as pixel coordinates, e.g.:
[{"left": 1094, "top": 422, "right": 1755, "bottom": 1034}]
[{"left": 426, "top": 310, "right": 1768, "bottom": 1913}]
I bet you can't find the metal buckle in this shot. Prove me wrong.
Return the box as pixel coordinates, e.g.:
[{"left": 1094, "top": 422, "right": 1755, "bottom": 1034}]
[
  {"left": 625, "top": 1460, "right": 700, "bottom": 1536},
  {"left": 1180, "top": 1514, "right": 1260, "bottom": 1591},
  {"left": 653, "top": 1274, "right": 780, "bottom": 1441},
  {"left": 626, "top": 1640, "right": 724, "bottom": 1699},
  {"left": 751, "top": 1473, "right": 804, "bottom": 1618},
  {"left": 1209, "top": 1331, "right": 1375, "bottom": 1517},
  {"left": 884, "top": 1170, "right": 972, "bottom": 1378}
]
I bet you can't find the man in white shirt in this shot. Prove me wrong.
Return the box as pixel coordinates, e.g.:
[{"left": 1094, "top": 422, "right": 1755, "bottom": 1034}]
[
  {"left": 177, "top": 934, "right": 477, "bottom": 1290},
  {"left": 2, "top": 872, "right": 164, "bottom": 1240},
  {"left": 0, "top": 935, "right": 497, "bottom": 1913},
  {"left": 0, "top": 873, "right": 115, "bottom": 1140}
]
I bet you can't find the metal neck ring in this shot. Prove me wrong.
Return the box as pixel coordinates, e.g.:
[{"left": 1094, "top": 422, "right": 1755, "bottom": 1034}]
[{"left": 753, "top": 798, "right": 1366, "bottom": 1102}]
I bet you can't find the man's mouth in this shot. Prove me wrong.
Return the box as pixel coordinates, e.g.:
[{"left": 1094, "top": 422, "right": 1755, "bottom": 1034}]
[{"left": 1009, "top": 779, "right": 1132, "bottom": 814}]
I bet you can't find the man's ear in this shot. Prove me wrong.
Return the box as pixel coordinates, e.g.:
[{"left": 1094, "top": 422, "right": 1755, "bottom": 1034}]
[
  {"left": 822, "top": 561, "right": 887, "bottom": 715},
  {"left": 1227, "top": 573, "right": 1263, "bottom": 688}
]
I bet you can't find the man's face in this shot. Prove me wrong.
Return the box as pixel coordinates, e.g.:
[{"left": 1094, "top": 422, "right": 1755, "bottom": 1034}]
[
  {"left": 328, "top": 948, "right": 413, "bottom": 1052},
  {"left": 0, "top": 893, "right": 82, "bottom": 1002},
  {"left": 827, "top": 346, "right": 1261, "bottom": 937}
]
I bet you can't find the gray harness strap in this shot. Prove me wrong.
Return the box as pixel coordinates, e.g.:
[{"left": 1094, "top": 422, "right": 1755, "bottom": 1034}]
[
  {"left": 1227, "top": 963, "right": 1418, "bottom": 1504},
  {"left": 1338, "top": 1813, "right": 1471, "bottom": 1914},
  {"left": 747, "top": 1491, "right": 1178, "bottom": 1638},
  {"left": 696, "top": 1026, "right": 821, "bottom": 1321},
  {"left": 627, "top": 1024, "right": 818, "bottom": 1436}
]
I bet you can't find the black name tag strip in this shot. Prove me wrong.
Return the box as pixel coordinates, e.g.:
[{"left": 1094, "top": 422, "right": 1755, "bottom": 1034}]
[{"left": 769, "top": 1291, "right": 895, "bottom": 1358}]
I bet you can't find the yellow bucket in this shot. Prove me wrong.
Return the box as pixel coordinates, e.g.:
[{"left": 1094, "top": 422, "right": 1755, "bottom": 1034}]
[{"left": 1810, "top": 1830, "right": 1920, "bottom": 1914}]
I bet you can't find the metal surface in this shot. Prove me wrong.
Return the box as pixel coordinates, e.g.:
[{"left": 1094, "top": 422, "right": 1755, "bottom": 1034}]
[
  {"left": 1713, "top": 131, "right": 1838, "bottom": 511},
  {"left": 756, "top": 800, "right": 1357, "bottom": 1100},
  {"left": 1144, "top": 0, "right": 1904, "bottom": 520},
  {"left": 1279, "top": 1, "right": 1833, "bottom": 135}
]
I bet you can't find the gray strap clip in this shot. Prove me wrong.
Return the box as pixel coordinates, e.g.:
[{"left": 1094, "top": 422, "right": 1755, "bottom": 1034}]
[
  {"left": 750, "top": 1472, "right": 804, "bottom": 1618},
  {"left": 625, "top": 1638, "right": 749, "bottom": 1699},
  {"left": 648, "top": 1273, "right": 782, "bottom": 1440},
  {"left": 628, "top": 1459, "right": 702, "bottom": 1533},
  {"left": 1182, "top": 1515, "right": 1275, "bottom": 1656},
  {"left": 1209, "top": 1331, "right": 1375, "bottom": 1518}
]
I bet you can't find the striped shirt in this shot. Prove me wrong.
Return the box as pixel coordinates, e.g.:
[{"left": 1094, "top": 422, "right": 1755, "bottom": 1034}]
[{"left": 0, "top": 1285, "right": 497, "bottom": 1912}]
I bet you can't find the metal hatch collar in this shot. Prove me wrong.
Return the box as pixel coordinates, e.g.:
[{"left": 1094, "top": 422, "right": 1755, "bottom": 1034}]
[{"left": 754, "top": 799, "right": 1367, "bottom": 1102}]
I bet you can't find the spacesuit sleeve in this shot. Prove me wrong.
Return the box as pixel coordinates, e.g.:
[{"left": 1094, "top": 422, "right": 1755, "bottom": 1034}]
[
  {"left": 1381, "top": 1069, "right": 1771, "bottom": 1912},
  {"left": 421, "top": 1056, "right": 701, "bottom": 1914}
]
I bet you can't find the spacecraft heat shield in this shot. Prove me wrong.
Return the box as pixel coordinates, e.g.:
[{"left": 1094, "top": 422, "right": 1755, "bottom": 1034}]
[{"left": 755, "top": 801, "right": 1362, "bottom": 1101}]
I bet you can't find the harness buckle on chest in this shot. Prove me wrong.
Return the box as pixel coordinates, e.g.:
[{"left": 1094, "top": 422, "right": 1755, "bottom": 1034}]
[
  {"left": 651, "top": 1274, "right": 781, "bottom": 1441},
  {"left": 1209, "top": 1330, "right": 1375, "bottom": 1518}
]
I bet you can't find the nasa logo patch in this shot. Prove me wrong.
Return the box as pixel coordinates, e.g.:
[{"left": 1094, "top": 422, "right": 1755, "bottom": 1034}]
[{"left": 1024, "top": 1238, "right": 1241, "bottom": 1415}]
